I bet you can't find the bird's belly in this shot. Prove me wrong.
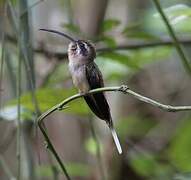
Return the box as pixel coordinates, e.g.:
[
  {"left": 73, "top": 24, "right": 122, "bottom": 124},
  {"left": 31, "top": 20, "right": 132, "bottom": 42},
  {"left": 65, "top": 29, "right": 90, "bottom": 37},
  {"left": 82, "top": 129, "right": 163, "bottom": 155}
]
[{"left": 69, "top": 64, "right": 90, "bottom": 93}]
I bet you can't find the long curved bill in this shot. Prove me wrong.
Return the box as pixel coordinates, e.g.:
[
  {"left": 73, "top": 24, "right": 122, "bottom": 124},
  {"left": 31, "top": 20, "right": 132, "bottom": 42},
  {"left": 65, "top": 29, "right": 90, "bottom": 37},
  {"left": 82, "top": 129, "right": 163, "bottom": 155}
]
[{"left": 39, "top": 28, "right": 76, "bottom": 42}]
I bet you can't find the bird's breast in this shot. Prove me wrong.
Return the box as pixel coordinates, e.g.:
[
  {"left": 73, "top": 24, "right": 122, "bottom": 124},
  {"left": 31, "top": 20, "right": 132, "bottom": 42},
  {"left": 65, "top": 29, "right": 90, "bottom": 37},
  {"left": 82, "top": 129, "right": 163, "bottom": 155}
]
[{"left": 68, "top": 62, "right": 90, "bottom": 93}]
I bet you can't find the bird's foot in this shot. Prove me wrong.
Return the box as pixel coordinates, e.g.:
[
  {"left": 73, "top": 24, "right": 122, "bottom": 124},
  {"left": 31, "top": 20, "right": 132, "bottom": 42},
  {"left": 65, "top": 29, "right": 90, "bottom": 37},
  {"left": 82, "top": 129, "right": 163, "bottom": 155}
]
[
  {"left": 57, "top": 105, "right": 69, "bottom": 111},
  {"left": 79, "top": 92, "right": 88, "bottom": 96},
  {"left": 119, "top": 85, "right": 129, "bottom": 94}
]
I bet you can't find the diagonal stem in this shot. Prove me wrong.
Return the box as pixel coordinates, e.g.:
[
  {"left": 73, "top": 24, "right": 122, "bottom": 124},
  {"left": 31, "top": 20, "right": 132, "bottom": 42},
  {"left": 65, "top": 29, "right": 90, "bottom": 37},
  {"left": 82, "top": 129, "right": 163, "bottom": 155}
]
[
  {"left": 152, "top": 0, "right": 191, "bottom": 75},
  {"left": 38, "top": 120, "right": 71, "bottom": 180},
  {"left": 37, "top": 85, "right": 191, "bottom": 178}
]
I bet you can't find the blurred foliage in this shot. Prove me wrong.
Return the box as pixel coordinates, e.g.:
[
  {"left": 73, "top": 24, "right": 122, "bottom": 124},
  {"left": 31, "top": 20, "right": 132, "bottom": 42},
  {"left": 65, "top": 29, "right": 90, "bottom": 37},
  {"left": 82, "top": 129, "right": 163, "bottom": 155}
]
[
  {"left": 145, "top": 4, "right": 191, "bottom": 34},
  {"left": 98, "top": 47, "right": 172, "bottom": 72},
  {"left": 168, "top": 116, "right": 191, "bottom": 171},
  {"left": 130, "top": 153, "right": 173, "bottom": 179},
  {"left": 0, "top": 105, "right": 34, "bottom": 122},
  {"left": 122, "top": 23, "right": 159, "bottom": 40},
  {"left": 8, "top": 88, "right": 89, "bottom": 115},
  {"left": 45, "top": 63, "right": 69, "bottom": 86},
  {"left": 116, "top": 116, "right": 156, "bottom": 140},
  {"left": 100, "top": 19, "right": 120, "bottom": 33},
  {"left": 61, "top": 23, "right": 81, "bottom": 34},
  {"left": 98, "top": 19, "right": 120, "bottom": 47},
  {"left": 36, "top": 163, "right": 90, "bottom": 178},
  {"left": 85, "top": 137, "right": 103, "bottom": 155},
  {"left": 99, "top": 35, "right": 117, "bottom": 48}
]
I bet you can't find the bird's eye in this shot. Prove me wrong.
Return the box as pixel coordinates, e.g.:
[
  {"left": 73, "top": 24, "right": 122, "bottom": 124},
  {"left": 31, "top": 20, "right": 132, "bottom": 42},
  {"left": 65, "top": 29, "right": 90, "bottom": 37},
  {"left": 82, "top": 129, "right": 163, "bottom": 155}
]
[{"left": 71, "top": 44, "right": 77, "bottom": 50}]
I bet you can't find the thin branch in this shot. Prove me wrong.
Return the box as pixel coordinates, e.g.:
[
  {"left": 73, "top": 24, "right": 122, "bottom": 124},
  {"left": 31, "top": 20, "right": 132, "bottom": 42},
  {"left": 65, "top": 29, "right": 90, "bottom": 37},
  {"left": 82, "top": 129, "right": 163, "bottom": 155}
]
[
  {"left": 4, "top": 33, "right": 191, "bottom": 61},
  {"left": 38, "top": 117, "right": 71, "bottom": 180},
  {"left": 34, "top": 37, "right": 191, "bottom": 61},
  {"left": 16, "top": 50, "right": 22, "bottom": 180},
  {"left": 152, "top": 0, "right": 191, "bottom": 75},
  {"left": 37, "top": 85, "right": 191, "bottom": 177}
]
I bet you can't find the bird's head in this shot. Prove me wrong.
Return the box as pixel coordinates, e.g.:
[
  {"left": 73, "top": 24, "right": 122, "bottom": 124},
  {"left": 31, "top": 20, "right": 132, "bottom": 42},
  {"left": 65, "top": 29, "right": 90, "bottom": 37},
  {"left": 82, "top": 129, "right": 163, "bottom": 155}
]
[
  {"left": 39, "top": 29, "right": 96, "bottom": 62},
  {"left": 68, "top": 40, "right": 96, "bottom": 61}
]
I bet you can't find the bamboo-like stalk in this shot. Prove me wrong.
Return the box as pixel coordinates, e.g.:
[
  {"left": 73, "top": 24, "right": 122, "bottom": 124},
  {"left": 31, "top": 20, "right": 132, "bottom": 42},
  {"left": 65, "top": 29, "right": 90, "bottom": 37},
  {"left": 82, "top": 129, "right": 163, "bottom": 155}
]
[
  {"left": 0, "top": 37, "right": 5, "bottom": 106},
  {"left": 0, "top": 2, "right": 6, "bottom": 109},
  {"left": 18, "top": 0, "right": 36, "bottom": 179},
  {"left": 16, "top": 51, "right": 22, "bottom": 180},
  {"left": 7, "top": 0, "right": 41, "bottom": 116}
]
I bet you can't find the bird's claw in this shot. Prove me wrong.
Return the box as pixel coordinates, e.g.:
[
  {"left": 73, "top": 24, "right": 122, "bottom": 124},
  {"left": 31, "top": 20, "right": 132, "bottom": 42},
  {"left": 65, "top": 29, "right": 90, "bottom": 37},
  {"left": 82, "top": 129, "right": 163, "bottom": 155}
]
[
  {"left": 119, "top": 85, "right": 129, "bottom": 94},
  {"left": 79, "top": 92, "right": 88, "bottom": 96},
  {"left": 57, "top": 105, "right": 69, "bottom": 111}
]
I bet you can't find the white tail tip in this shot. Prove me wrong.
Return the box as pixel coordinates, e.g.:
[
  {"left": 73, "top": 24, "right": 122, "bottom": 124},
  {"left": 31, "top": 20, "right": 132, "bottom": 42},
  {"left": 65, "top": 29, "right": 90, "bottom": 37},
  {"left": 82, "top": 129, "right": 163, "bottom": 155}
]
[{"left": 111, "top": 128, "right": 122, "bottom": 154}]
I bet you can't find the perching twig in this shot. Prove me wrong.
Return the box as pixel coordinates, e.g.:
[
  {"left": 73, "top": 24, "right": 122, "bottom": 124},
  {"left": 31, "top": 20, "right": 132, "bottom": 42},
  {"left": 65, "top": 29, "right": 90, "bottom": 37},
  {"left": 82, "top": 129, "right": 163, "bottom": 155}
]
[
  {"left": 152, "top": 0, "right": 191, "bottom": 75},
  {"left": 37, "top": 85, "right": 191, "bottom": 177}
]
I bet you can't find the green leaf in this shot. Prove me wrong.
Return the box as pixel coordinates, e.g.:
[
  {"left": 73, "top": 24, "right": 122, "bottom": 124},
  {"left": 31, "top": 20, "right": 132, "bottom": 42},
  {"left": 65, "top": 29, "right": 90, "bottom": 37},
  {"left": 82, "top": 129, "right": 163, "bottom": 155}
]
[
  {"left": 46, "top": 63, "right": 69, "bottom": 86},
  {"left": 100, "top": 35, "right": 117, "bottom": 48},
  {"left": 101, "top": 19, "right": 120, "bottom": 33},
  {"left": 66, "top": 163, "right": 90, "bottom": 177},
  {"left": 116, "top": 116, "right": 156, "bottom": 140},
  {"left": 168, "top": 117, "right": 191, "bottom": 171},
  {"left": 61, "top": 23, "right": 80, "bottom": 34},
  {"left": 129, "top": 47, "right": 172, "bottom": 67},
  {"left": 36, "top": 163, "right": 90, "bottom": 178},
  {"left": 99, "top": 51, "right": 139, "bottom": 69},
  {"left": 99, "top": 47, "right": 172, "bottom": 71},
  {"left": 130, "top": 153, "right": 158, "bottom": 177},
  {"left": 7, "top": 88, "right": 89, "bottom": 115},
  {"left": 123, "top": 23, "right": 159, "bottom": 40},
  {"left": 145, "top": 4, "right": 191, "bottom": 34},
  {"left": 85, "top": 137, "right": 103, "bottom": 155},
  {"left": 96, "top": 57, "right": 128, "bottom": 81},
  {"left": 130, "top": 153, "right": 171, "bottom": 178}
]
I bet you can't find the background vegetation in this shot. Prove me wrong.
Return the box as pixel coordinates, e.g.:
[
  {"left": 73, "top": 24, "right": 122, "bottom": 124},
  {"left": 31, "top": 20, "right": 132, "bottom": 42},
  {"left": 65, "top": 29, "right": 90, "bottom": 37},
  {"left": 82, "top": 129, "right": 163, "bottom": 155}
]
[{"left": 0, "top": 0, "right": 191, "bottom": 179}]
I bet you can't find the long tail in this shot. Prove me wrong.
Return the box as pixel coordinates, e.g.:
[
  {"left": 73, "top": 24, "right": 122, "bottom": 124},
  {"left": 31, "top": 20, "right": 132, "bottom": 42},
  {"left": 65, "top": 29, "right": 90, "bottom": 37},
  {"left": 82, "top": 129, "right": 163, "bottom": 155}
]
[{"left": 108, "top": 123, "right": 122, "bottom": 154}]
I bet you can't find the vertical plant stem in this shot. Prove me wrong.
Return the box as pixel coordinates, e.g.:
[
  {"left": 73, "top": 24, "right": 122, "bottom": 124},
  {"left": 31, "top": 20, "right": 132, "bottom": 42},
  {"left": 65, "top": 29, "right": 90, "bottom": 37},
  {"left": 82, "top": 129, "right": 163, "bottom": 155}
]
[
  {"left": 0, "top": 34, "right": 5, "bottom": 108},
  {"left": 152, "top": 0, "right": 191, "bottom": 75},
  {"left": 4, "top": 52, "right": 17, "bottom": 96},
  {"left": 16, "top": 52, "right": 22, "bottom": 180},
  {"left": 89, "top": 117, "right": 106, "bottom": 180},
  {"left": 7, "top": 0, "right": 41, "bottom": 116},
  {"left": 0, "top": 2, "right": 6, "bottom": 109}
]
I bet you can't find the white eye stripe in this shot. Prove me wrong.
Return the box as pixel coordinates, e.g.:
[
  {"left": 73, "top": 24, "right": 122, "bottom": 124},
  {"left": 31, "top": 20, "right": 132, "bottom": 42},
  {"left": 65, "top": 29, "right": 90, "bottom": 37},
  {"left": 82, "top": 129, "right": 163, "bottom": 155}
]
[
  {"left": 77, "top": 44, "right": 81, "bottom": 54},
  {"left": 83, "top": 42, "right": 89, "bottom": 51}
]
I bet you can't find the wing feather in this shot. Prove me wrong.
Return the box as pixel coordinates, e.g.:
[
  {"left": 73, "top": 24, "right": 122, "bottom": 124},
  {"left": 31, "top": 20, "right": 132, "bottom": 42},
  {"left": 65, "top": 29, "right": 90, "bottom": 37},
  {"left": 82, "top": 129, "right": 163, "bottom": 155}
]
[{"left": 84, "top": 63, "right": 111, "bottom": 121}]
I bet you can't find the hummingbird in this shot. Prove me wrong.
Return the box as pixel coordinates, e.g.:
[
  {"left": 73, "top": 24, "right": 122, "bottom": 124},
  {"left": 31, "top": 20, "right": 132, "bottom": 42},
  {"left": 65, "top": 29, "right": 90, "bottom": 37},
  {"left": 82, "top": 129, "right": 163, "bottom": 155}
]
[{"left": 40, "top": 29, "right": 122, "bottom": 154}]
